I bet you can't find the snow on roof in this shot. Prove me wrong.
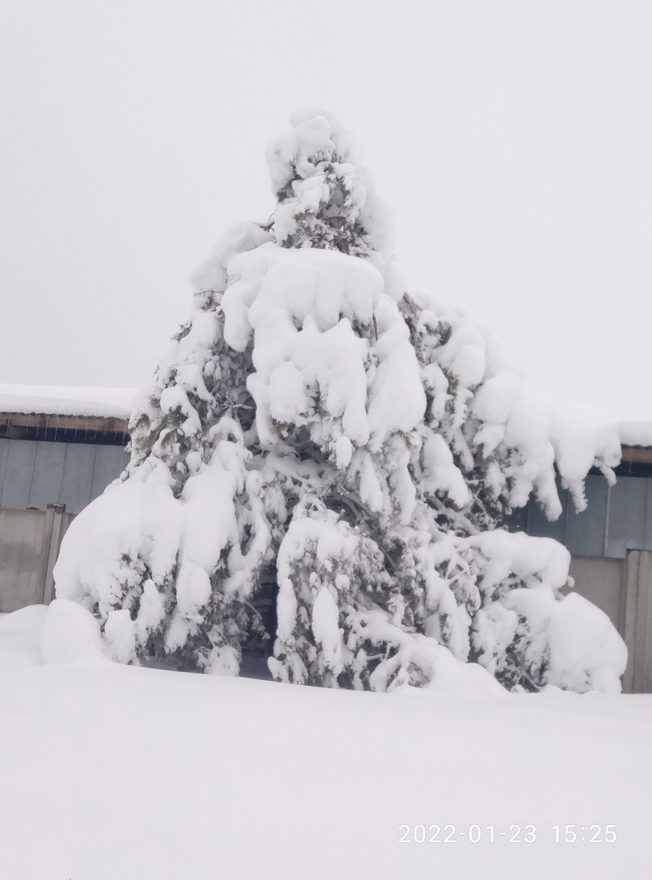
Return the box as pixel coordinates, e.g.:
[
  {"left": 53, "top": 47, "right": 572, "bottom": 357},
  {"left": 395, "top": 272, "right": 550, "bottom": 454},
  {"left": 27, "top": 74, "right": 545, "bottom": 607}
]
[
  {"left": 0, "top": 384, "right": 135, "bottom": 420},
  {"left": 0, "top": 383, "right": 650, "bottom": 449},
  {"left": 617, "top": 421, "right": 652, "bottom": 448}
]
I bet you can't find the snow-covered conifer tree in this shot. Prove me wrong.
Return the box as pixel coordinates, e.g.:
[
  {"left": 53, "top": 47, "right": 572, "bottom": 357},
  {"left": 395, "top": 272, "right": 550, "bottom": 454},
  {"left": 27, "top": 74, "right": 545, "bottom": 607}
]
[{"left": 54, "top": 111, "right": 626, "bottom": 693}]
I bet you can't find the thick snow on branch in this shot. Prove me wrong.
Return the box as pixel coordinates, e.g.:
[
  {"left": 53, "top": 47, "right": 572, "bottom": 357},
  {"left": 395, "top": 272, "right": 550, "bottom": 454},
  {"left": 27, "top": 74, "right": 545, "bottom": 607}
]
[
  {"left": 223, "top": 243, "right": 425, "bottom": 455},
  {"left": 266, "top": 110, "right": 392, "bottom": 256}
]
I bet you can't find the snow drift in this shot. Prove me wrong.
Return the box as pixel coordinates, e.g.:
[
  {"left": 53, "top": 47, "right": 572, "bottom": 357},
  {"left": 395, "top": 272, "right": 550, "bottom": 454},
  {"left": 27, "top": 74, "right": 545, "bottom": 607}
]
[{"left": 1, "top": 607, "right": 649, "bottom": 880}]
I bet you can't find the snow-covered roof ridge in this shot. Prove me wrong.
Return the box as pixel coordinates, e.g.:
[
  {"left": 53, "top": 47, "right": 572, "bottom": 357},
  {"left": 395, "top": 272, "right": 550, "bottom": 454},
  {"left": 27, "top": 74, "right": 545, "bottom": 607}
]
[{"left": 0, "top": 384, "right": 135, "bottom": 419}]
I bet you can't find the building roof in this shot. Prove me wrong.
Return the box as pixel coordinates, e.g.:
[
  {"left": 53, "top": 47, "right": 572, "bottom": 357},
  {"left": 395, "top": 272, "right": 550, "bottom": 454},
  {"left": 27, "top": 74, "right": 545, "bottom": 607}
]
[
  {"left": 617, "top": 422, "right": 652, "bottom": 449},
  {"left": 0, "top": 384, "right": 134, "bottom": 419},
  {"left": 0, "top": 384, "right": 650, "bottom": 455},
  {"left": 0, "top": 385, "right": 134, "bottom": 444}
]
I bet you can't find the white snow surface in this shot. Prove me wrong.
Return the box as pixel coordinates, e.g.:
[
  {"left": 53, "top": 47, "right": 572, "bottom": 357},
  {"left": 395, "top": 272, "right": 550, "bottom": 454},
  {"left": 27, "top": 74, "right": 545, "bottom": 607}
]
[
  {"left": 0, "top": 604, "right": 650, "bottom": 880},
  {"left": 0, "top": 383, "right": 134, "bottom": 418},
  {"left": 40, "top": 599, "right": 107, "bottom": 666},
  {"left": 617, "top": 420, "right": 652, "bottom": 448}
]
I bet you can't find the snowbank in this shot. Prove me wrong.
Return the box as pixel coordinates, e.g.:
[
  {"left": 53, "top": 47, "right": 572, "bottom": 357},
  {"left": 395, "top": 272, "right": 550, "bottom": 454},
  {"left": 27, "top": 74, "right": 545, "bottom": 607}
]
[
  {"left": 0, "top": 605, "right": 47, "bottom": 666},
  {"left": 0, "top": 602, "right": 109, "bottom": 667},
  {"left": 0, "top": 607, "right": 650, "bottom": 880},
  {"left": 40, "top": 599, "right": 107, "bottom": 666}
]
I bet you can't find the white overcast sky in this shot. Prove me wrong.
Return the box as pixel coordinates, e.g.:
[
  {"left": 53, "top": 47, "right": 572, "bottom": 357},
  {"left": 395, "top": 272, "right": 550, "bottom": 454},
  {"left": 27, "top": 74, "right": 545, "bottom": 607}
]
[{"left": 1, "top": 1, "right": 650, "bottom": 420}]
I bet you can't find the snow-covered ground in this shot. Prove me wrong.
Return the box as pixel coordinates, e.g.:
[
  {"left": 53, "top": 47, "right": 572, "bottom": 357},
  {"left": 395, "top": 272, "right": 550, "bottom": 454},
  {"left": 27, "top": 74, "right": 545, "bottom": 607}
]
[{"left": 1, "top": 603, "right": 651, "bottom": 880}]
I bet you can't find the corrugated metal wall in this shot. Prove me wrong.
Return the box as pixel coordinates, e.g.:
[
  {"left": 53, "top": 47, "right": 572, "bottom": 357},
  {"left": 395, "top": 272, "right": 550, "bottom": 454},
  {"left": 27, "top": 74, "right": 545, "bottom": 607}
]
[
  {"left": 511, "top": 473, "right": 652, "bottom": 558},
  {"left": 0, "top": 438, "right": 127, "bottom": 514},
  {"left": 1, "top": 437, "right": 650, "bottom": 559}
]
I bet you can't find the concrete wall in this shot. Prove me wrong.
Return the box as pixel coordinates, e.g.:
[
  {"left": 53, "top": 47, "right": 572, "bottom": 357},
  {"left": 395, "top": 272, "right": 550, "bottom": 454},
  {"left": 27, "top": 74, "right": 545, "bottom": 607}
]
[
  {"left": 570, "top": 551, "right": 652, "bottom": 693},
  {"left": 569, "top": 556, "right": 624, "bottom": 631},
  {"left": 0, "top": 506, "right": 73, "bottom": 612},
  {"left": 622, "top": 550, "right": 652, "bottom": 693},
  {"left": 0, "top": 439, "right": 125, "bottom": 611}
]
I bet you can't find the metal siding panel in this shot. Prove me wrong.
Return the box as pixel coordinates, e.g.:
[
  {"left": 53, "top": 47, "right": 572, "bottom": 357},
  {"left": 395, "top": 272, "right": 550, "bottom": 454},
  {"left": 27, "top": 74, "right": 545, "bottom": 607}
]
[
  {"left": 90, "top": 445, "right": 125, "bottom": 501},
  {"left": 505, "top": 505, "right": 528, "bottom": 532},
  {"left": 564, "top": 474, "right": 607, "bottom": 557},
  {"left": 27, "top": 441, "right": 66, "bottom": 510},
  {"left": 645, "top": 479, "right": 652, "bottom": 552},
  {"left": 0, "top": 439, "right": 9, "bottom": 503},
  {"left": 0, "top": 440, "right": 38, "bottom": 509},
  {"left": 606, "top": 476, "right": 647, "bottom": 558},
  {"left": 60, "top": 443, "right": 97, "bottom": 514},
  {"left": 525, "top": 489, "right": 567, "bottom": 544}
]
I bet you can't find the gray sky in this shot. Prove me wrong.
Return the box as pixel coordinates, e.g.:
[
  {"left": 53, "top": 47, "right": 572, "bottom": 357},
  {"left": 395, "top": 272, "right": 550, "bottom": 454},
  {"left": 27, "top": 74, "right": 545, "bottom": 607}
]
[{"left": 1, "top": 1, "right": 650, "bottom": 419}]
